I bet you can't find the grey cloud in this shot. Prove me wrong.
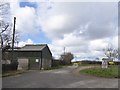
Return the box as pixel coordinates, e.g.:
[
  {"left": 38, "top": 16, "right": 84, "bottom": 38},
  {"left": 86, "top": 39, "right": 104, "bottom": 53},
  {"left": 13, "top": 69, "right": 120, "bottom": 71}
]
[
  {"left": 46, "top": 2, "right": 118, "bottom": 58},
  {"left": 84, "top": 22, "right": 117, "bottom": 40},
  {"left": 44, "top": 2, "right": 118, "bottom": 40}
]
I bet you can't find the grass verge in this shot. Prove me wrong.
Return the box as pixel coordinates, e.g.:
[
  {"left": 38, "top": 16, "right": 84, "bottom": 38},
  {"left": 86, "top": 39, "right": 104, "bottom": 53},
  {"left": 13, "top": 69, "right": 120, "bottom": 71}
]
[
  {"left": 2, "top": 70, "right": 26, "bottom": 77},
  {"left": 79, "top": 65, "right": 120, "bottom": 78}
]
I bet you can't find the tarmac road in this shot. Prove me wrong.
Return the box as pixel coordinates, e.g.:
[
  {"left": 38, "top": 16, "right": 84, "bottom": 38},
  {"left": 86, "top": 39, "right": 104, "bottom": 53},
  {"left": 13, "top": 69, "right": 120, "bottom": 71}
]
[{"left": 2, "top": 65, "right": 119, "bottom": 88}]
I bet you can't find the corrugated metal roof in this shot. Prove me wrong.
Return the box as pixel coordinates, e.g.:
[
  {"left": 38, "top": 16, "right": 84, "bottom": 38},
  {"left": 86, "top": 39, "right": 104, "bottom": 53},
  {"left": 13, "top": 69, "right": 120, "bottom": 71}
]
[{"left": 18, "top": 44, "right": 47, "bottom": 51}]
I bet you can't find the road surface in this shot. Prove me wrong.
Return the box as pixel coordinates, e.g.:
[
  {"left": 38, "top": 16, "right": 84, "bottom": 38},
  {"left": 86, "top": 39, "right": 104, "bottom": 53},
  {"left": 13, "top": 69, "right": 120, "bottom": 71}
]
[{"left": 2, "top": 65, "right": 119, "bottom": 88}]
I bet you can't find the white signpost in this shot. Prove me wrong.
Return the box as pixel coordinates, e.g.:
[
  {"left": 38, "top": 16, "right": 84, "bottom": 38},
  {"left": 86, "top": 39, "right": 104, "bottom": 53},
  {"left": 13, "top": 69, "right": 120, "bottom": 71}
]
[{"left": 102, "top": 60, "right": 108, "bottom": 68}]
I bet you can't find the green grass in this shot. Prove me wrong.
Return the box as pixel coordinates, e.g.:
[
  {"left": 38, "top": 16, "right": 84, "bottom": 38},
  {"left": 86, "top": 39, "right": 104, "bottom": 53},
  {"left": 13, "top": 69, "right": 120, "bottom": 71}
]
[
  {"left": 80, "top": 65, "right": 120, "bottom": 78},
  {"left": 2, "top": 70, "right": 26, "bottom": 77}
]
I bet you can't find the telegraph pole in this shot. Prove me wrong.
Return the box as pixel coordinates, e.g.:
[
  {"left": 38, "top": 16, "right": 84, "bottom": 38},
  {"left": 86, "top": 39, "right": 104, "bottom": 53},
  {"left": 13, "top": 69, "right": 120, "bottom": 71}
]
[
  {"left": 64, "top": 47, "right": 66, "bottom": 55},
  {"left": 11, "top": 17, "right": 16, "bottom": 63}
]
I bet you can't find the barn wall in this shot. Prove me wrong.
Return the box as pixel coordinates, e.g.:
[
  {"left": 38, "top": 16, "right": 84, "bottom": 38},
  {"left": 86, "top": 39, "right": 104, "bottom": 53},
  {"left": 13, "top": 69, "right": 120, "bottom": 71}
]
[
  {"left": 42, "top": 46, "right": 52, "bottom": 69},
  {"left": 17, "top": 51, "right": 41, "bottom": 57},
  {"left": 17, "top": 51, "right": 42, "bottom": 70},
  {"left": 4, "top": 48, "right": 52, "bottom": 70}
]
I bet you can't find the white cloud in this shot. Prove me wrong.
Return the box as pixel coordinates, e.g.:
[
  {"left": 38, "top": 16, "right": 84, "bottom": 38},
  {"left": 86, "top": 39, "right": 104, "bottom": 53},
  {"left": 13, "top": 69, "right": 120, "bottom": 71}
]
[
  {"left": 52, "top": 33, "right": 86, "bottom": 47},
  {"left": 8, "top": 1, "right": 118, "bottom": 59},
  {"left": 38, "top": 13, "right": 72, "bottom": 39},
  {"left": 15, "top": 7, "right": 37, "bottom": 34},
  {"left": 18, "top": 39, "right": 33, "bottom": 47},
  {"left": 111, "top": 36, "right": 118, "bottom": 49},
  {"left": 10, "top": 1, "right": 39, "bottom": 35},
  {"left": 48, "top": 44, "right": 63, "bottom": 59},
  {"left": 89, "top": 39, "right": 108, "bottom": 51},
  {"left": 6, "top": 0, "right": 119, "bottom": 2},
  {"left": 45, "top": 15, "right": 68, "bottom": 30}
]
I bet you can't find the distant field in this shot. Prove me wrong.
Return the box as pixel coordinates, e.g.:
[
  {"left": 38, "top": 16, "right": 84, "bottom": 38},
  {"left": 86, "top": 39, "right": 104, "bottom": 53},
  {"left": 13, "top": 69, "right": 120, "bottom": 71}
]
[{"left": 79, "top": 65, "right": 120, "bottom": 78}]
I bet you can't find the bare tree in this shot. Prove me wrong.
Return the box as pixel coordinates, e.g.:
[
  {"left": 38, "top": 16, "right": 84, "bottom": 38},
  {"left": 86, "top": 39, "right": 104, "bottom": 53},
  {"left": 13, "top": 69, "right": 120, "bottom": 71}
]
[
  {"left": 103, "top": 44, "right": 118, "bottom": 61},
  {"left": 0, "top": 3, "right": 19, "bottom": 50},
  {"left": 60, "top": 52, "right": 74, "bottom": 65},
  {"left": 102, "top": 44, "right": 118, "bottom": 68},
  {"left": 0, "top": 3, "right": 19, "bottom": 65},
  {"left": 0, "top": 3, "right": 10, "bottom": 17},
  {"left": 0, "top": 2, "right": 10, "bottom": 48}
]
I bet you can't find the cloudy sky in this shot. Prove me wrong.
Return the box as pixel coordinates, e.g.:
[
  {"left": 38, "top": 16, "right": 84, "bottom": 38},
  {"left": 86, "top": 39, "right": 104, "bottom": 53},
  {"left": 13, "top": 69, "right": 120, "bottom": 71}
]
[{"left": 3, "top": 0, "right": 118, "bottom": 59}]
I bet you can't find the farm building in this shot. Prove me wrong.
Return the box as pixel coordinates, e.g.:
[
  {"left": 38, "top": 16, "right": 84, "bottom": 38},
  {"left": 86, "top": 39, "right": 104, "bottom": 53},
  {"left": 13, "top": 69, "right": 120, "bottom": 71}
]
[{"left": 3, "top": 44, "right": 52, "bottom": 70}]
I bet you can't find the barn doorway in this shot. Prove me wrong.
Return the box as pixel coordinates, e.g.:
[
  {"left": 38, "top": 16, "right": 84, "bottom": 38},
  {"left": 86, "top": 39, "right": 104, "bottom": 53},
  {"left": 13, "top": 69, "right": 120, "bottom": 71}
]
[{"left": 18, "top": 58, "right": 29, "bottom": 70}]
